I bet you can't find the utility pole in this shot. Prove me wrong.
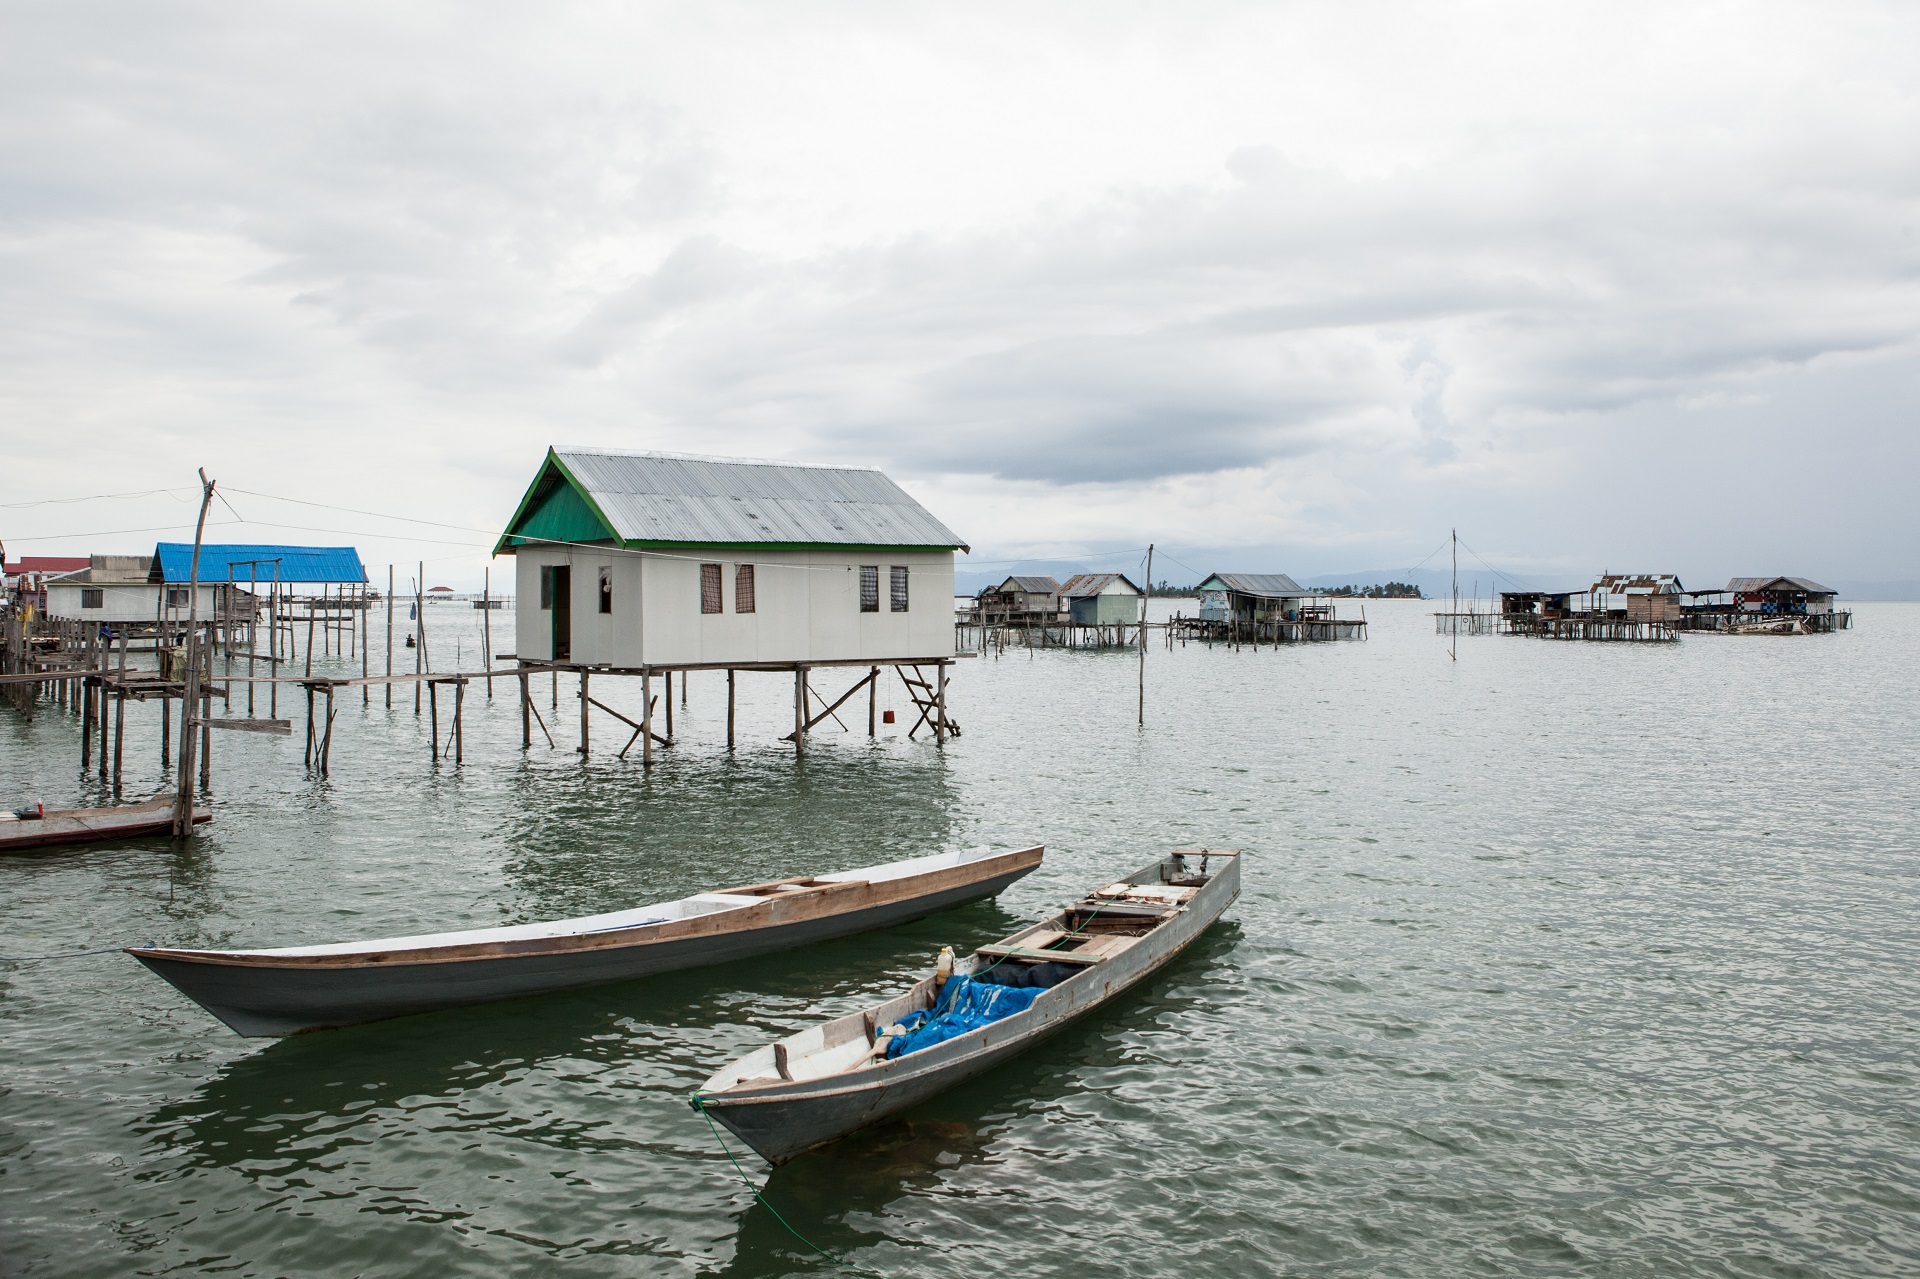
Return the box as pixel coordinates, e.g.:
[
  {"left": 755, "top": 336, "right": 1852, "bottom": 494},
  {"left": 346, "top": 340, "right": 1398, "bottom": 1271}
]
[
  {"left": 173, "top": 469, "right": 216, "bottom": 838},
  {"left": 1450, "top": 528, "right": 1458, "bottom": 663}
]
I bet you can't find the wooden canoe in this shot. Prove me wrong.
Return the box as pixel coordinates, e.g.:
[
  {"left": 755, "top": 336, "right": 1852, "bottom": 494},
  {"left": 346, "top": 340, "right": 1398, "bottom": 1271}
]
[
  {"left": 128, "top": 845, "right": 1043, "bottom": 1037},
  {"left": 693, "top": 847, "right": 1240, "bottom": 1164},
  {"left": 0, "top": 795, "right": 210, "bottom": 853}
]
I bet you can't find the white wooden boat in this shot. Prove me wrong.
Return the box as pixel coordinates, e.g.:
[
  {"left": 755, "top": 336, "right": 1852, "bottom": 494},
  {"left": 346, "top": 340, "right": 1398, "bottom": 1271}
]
[
  {"left": 128, "top": 845, "right": 1042, "bottom": 1037},
  {"left": 0, "top": 794, "right": 209, "bottom": 853},
  {"left": 693, "top": 847, "right": 1239, "bottom": 1164}
]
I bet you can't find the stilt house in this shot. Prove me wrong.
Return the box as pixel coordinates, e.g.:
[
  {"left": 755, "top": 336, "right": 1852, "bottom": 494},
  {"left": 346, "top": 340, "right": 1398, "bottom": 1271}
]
[
  {"left": 1057, "top": 573, "right": 1143, "bottom": 625},
  {"left": 495, "top": 448, "right": 968, "bottom": 667},
  {"left": 1196, "top": 572, "right": 1313, "bottom": 624},
  {"left": 979, "top": 576, "right": 1061, "bottom": 625}
]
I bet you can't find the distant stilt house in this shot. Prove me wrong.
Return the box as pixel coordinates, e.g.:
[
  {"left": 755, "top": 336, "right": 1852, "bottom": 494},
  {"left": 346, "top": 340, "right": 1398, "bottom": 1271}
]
[
  {"left": 978, "top": 576, "right": 1061, "bottom": 626},
  {"left": 1680, "top": 576, "right": 1849, "bottom": 633},
  {"left": 1179, "top": 572, "right": 1364, "bottom": 642},
  {"left": 44, "top": 556, "right": 214, "bottom": 624},
  {"left": 1497, "top": 572, "right": 1683, "bottom": 640},
  {"left": 1057, "top": 573, "right": 1143, "bottom": 626},
  {"left": 494, "top": 447, "right": 969, "bottom": 755}
]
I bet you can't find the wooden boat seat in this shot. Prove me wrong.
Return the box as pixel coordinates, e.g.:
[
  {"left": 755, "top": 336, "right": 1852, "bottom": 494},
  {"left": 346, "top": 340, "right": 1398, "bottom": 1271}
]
[{"left": 973, "top": 943, "right": 1105, "bottom": 966}]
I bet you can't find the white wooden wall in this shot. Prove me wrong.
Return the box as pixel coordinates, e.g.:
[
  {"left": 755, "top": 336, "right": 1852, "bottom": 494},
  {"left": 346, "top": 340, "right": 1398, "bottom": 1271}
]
[{"left": 513, "top": 546, "right": 956, "bottom": 666}]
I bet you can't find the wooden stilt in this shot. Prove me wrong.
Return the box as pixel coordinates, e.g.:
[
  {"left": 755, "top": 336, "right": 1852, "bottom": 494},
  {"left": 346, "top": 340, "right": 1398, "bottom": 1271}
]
[
  {"left": 81, "top": 674, "right": 93, "bottom": 770},
  {"left": 664, "top": 670, "right": 673, "bottom": 740},
  {"left": 429, "top": 679, "right": 440, "bottom": 760},
  {"left": 519, "top": 669, "right": 531, "bottom": 749},
  {"left": 579, "top": 669, "right": 590, "bottom": 756},
  {"left": 726, "top": 669, "right": 735, "bottom": 752},
  {"left": 320, "top": 688, "right": 336, "bottom": 776},
  {"left": 935, "top": 662, "right": 948, "bottom": 744},
  {"left": 453, "top": 679, "right": 463, "bottom": 765},
  {"left": 642, "top": 669, "right": 653, "bottom": 767},
  {"left": 868, "top": 665, "right": 878, "bottom": 736},
  {"left": 160, "top": 689, "right": 170, "bottom": 769},
  {"left": 386, "top": 565, "right": 394, "bottom": 710},
  {"left": 793, "top": 666, "right": 806, "bottom": 756},
  {"left": 199, "top": 683, "right": 212, "bottom": 791},
  {"left": 304, "top": 686, "right": 315, "bottom": 767}
]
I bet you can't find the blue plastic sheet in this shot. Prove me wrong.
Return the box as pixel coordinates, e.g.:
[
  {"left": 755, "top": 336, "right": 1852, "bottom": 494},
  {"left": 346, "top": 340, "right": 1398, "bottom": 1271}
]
[{"left": 884, "top": 976, "right": 1043, "bottom": 1059}]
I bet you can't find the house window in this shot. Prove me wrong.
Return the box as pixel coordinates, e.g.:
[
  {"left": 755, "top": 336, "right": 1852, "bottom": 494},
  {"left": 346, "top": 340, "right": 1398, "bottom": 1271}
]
[
  {"left": 701, "top": 563, "right": 723, "bottom": 614},
  {"left": 859, "top": 565, "right": 879, "bottom": 612},
  {"left": 81, "top": 588, "right": 104, "bottom": 609},
  {"left": 166, "top": 588, "right": 189, "bottom": 608},
  {"left": 735, "top": 564, "right": 756, "bottom": 613},
  {"left": 890, "top": 565, "right": 909, "bottom": 612},
  {"left": 598, "top": 566, "right": 612, "bottom": 614}
]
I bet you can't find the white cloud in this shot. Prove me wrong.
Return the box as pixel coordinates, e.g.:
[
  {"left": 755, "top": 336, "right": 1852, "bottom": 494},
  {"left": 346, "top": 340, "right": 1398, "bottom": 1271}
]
[{"left": 1, "top": 1, "right": 1916, "bottom": 583}]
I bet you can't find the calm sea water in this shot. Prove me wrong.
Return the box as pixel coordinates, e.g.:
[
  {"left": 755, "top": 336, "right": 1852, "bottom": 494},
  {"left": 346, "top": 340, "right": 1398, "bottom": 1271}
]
[{"left": 2, "top": 599, "right": 1916, "bottom": 1277}]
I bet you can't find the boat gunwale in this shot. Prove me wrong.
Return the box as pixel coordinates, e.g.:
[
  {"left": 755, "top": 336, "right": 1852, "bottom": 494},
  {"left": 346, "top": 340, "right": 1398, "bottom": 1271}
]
[
  {"left": 126, "top": 845, "right": 1045, "bottom": 970},
  {"left": 696, "top": 850, "right": 1240, "bottom": 1107}
]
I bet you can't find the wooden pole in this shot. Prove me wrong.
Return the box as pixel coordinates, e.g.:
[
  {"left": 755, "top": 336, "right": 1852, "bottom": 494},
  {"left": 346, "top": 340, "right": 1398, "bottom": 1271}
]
[
  {"left": 159, "top": 685, "right": 169, "bottom": 769},
  {"left": 112, "top": 630, "right": 127, "bottom": 796},
  {"left": 304, "top": 685, "right": 314, "bottom": 767},
  {"left": 519, "top": 668, "right": 531, "bottom": 749},
  {"left": 935, "top": 662, "right": 947, "bottom": 744},
  {"left": 385, "top": 565, "right": 394, "bottom": 709},
  {"left": 726, "top": 669, "right": 735, "bottom": 752},
  {"left": 578, "top": 669, "right": 589, "bottom": 756},
  {"left": 321, "top": 687, "right": 336, "bottom": 776},
  {"left": 641, "top": 668, "right": 653, "bottom": 766},
  {"left": 868, "top": 665, "right": 877, "bottom": 736},
  {"left": 199, "top": 679, "right": 211, "bottom": 791},
  {"left": 793, "top": 666, "right": 805, "bottom": 756},
  {"left": 429, "top": 680, "right": 440, "bottom": 760},
  {"left": 80, "top": 673, "right": 92, "bottom": 771},
  {"left": 361, "top": 583, "right": 369, "bottom": 705},
  {"left": 269, "top": 562, "right": 280, "bottom": 720},
  {"left": 453, "top": 679, "right": 464, "bottom": 765},
  {"left": 664, "top": 670, "right": 673, "bottom": 740},
  {"left": 1138, "top": 543, "right": 1153, "bottom": 727},
  {"left": 414, "top": 565, "right": 424, "bottom": 713},
  {"left": 482, "top": 567, "right": 493, "bottom": 699},
  {"left": 304, "top": 605, "right": 315, "bottom": 678}
]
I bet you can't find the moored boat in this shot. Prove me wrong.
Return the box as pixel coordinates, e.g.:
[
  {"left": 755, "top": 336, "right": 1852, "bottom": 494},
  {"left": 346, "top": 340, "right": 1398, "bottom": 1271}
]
[
  {"left": 693, "top": 847, "right": 1239, "bottom": 1164},
  {"left": 128, "top": 845, "right": 1042, "bottom": 1037},
  {"left": 0, "top": 794, "right": 210, "bottom": 853}
]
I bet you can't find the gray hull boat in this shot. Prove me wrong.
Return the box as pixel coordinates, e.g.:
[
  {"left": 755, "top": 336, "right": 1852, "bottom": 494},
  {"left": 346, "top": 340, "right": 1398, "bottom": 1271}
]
[
  {"left": 129, "top": 845, "right": 1043, "bottom": 1037},
  {"left": 693, "top": 847, "right": 1239, "bottom": 1164}
]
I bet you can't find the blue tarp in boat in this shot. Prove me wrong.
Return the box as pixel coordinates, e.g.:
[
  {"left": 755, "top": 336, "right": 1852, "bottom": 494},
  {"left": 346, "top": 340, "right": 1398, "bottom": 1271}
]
[{"left": 885, "top": 976, "right": 1044, "bottom": 1058}]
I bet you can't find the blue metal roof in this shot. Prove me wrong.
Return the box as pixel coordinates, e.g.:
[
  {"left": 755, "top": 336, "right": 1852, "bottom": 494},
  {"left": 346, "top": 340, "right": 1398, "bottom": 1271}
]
[{"left": 151, "top": 543, "right": 367, "bottom": 585}]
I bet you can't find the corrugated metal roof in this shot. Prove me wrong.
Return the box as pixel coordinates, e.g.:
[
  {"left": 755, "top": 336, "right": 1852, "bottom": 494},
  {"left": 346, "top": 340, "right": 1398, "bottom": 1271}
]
[
  {"left": 152, "top": 544, "right": 367, "bottom": 584},
  {"left": 1000, "top": 575, "right": 1061, "bottom": 593},
  {"left": 4, "top": 557, "right": 88, "bottom": 575},
  {"left": 1727, "top": 576, "right": 1835, "bottom": 595},
  {"left": 548, "top": 448, "right": 967, "bottom": 550},
  {"left": 1203, "top": 572, "right": 1307, "bottom": 597},
  {"left": 1059, "top": 572, "right": 1142, "bottom": 598}
]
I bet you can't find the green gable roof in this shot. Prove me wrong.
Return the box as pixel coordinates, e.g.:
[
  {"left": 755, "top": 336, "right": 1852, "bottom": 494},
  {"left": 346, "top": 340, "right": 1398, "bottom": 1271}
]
[{"left": 495, "top": 454, "right": 619, "bottom": 553}]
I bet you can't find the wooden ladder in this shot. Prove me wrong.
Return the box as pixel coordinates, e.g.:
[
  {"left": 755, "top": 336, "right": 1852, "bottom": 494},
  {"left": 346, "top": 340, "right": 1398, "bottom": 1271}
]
[{"left": 897, "top": 665, "right": 960, "bottom": 738}]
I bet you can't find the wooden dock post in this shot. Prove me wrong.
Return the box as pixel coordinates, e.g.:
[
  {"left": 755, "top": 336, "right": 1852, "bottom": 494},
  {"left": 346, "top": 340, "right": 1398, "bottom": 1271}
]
[
  {"left": 304, "top": 685, "right": 315, "bottom": 767},
  {"left": 414, "top": 563, "right": 424, "bottom": 714},
  {"left": 482, "top": 567, "right": 494, "bottom": 700},
  {"left": 868, "top": 665, "right": 877, "bottom": 736},
  {"left": 112, "top": 631, "right": 128, "bottom": 796},
  {"left": 726, "top": 669, "right": 735, "bottom": 752},
  {"left": 664, "top": 670, "right": 673, "bottom": 739},
  {"left": 793, "top": 666, "right": 806, "bottom": 756},
  {"left": 159, "top": 687, "right": 169, "bottom": 770},
  {"left": 578, "top": 669, "right": 589, "bottom": 756},
  {"left": 453, "top": 679, "right": 464, "bottom": 764},
  {"left": 385, "top": 565, "right": 394, "bottom": 710},
  {"left": 362, "top": 583, "right": 369, "bottom": 705},
  {"left": 80, "top": 673, "right": 93, "bottom": 771},
  {"left": 519, "top": 669, "right": 531, "bottom": 749},
  {"left": 97, "top": 665, "right": 109, "bottom": 778},
  {"left": 429, "top": 679, "right": 440, "bottom": 760},
  {"left": 199, "top": 681, "right": 212, "bottom": 792},
  {"left": 320, "top": 686, "right": 336, "bottom": 776},
  {"left": 641, "top": 668, "right": 653, "bottom": 766},
  {"left": 935, "top": 662, "right": 947, "bottom": 744}
]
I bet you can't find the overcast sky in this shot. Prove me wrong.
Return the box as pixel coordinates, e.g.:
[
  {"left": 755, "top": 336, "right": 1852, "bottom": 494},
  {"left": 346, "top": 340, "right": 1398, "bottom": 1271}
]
[{"left": 3, "top": 2, "right": 1916, "bottom": 589}]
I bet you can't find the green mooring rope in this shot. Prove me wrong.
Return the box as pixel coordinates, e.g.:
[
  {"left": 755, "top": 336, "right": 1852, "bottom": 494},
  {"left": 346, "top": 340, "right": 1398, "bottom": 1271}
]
[{"left": 690, "top": 1093, "right": 878, "bottom": 1274}]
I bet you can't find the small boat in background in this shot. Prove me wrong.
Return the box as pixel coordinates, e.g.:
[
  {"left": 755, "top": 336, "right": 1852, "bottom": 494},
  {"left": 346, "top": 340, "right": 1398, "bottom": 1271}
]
[
  {"left": 129, "top": 845, "right": 1043, "bottom": 1037},
  {"left": 0, "top": 794, "right": 209, "bottom": 853},
  {"left": 693, "top": 847, "right": 1240, "bottom": 1165}
]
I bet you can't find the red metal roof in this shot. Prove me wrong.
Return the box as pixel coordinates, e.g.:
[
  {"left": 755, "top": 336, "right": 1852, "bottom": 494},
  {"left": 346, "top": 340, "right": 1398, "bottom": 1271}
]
[{"left": 5, "top": 557, "right": 89, "bottom": 574}]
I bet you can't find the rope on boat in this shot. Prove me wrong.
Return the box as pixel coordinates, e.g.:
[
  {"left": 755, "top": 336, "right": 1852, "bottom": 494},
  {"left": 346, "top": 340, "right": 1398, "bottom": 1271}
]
[
  {"left": 689, "top": 1094, "right": 879, "bottom": 1274},
  {"left": 0, "top": 945, "right": 129, "bottom": 962}
]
